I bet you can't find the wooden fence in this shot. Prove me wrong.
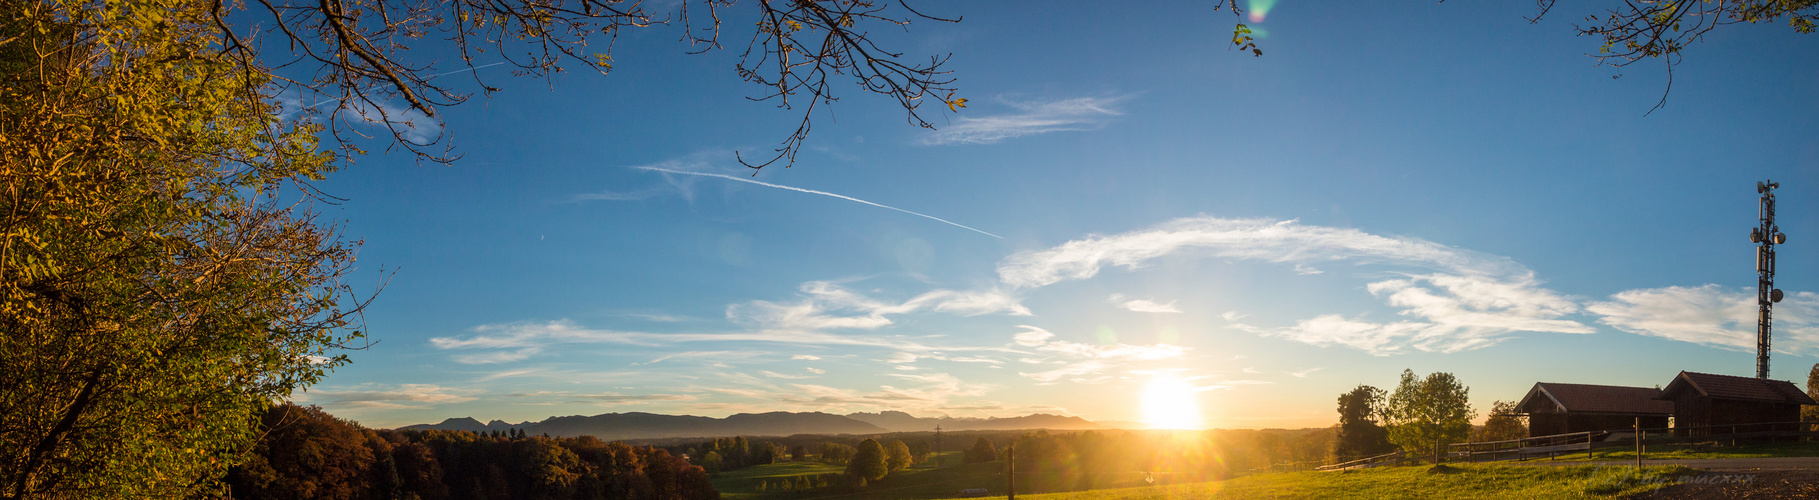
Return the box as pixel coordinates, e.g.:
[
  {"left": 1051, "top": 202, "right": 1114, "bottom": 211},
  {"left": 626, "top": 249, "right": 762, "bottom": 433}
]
[{"left": 1313, "top": 420, "right": 1818, "bottom": 471}]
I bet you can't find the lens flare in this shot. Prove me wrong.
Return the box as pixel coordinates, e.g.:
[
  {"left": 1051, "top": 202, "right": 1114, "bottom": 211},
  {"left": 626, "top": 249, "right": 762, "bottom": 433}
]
[
  {"left": 1142, "top": 375, "right": 1206, "bottom": 430},
  {"left": 1247, "top": 0, "right": 1277, "bottom": 23}
]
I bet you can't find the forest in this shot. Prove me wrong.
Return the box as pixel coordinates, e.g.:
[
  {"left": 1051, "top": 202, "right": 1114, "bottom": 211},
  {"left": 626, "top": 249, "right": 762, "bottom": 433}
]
[
  {"left": 226, "top": 405, "right": 717, "bottom": 500},
  {"left": 226, "top": 404, "right": 1350, "bottom": 499}
]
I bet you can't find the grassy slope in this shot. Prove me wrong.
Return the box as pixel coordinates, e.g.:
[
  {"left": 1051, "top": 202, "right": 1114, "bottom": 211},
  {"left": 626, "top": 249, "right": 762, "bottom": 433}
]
[
  {"left": 968, "top": 465, "right": 1700, "bottom": 500},
  {"left": 715, "top": 451, "right": 1017, "bottom": 499}
]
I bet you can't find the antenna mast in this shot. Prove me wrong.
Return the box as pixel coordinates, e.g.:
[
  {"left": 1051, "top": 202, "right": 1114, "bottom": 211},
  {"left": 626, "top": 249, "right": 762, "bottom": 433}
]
[{"left": 1753, "top": 180, "right": 1787, "bottom": 379}]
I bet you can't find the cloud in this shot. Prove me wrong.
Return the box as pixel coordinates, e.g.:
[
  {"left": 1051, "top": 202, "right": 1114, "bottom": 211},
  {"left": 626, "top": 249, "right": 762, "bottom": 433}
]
[
  {"left": 1109, "top": 294, "right": 1182, "bottom": 313},
  {"left": 1289, "top": 367, "right": 1323, "bottom": 378},
  {"left": 573, "top": 393, "right": 696, "bottom": 404},
  {"left": 1000, "top": 216, "right": 1592, "bottom": 354},
  {"left": 792, "top": 354, "right": 823, "bottom": 360},
  {"left": 1012, "top": 325, "right": 1055, "bottom": 346},
  {"left": 998, "top": 217, "right": 1511, "bottom": 289},
  {"left": 1587, "top": 285, "right": 1819, "bottom": 354},
  {"left": 294, "top": 384, "right": 479, "bottom": 410},
  {"left": 452, "top": 348, "right": 540, "bottom": 364},
  {"left": 923, "top": 95, "right": 1129, "bottom": 145},
  {"left": 1009, "top": 326, "right": 1189, "bottom": 383},
  {"left": 727, "top": 281, "right": 1029, "bottom": 331}
]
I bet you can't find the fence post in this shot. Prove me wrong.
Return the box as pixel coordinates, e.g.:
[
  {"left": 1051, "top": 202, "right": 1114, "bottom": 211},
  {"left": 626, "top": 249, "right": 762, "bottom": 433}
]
[{"left": 1634, "top": 417, "right": 1641, "bottom": 470}]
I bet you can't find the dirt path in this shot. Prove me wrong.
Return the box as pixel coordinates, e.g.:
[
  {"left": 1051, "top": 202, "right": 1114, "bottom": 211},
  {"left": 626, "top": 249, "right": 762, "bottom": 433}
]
[
  {"left": 1623, "top": 469, "right": 1819, "bottom": 499},
  {"left": 1507, "top": 457, "right": 1819, "bottom": 469}
]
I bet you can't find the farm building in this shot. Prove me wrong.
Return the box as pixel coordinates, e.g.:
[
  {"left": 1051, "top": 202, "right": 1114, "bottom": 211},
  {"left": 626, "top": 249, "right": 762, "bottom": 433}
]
[
  {"left": 1514, "top": 382, "right": 1674, "bottom": 437},
  {"left": 1657, "top": 371, "right": 1816, "bottom": 436}
]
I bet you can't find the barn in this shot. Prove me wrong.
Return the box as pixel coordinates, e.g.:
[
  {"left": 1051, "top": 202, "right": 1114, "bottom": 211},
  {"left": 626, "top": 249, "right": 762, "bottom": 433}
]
[
  {"left": 1658, "top": 371, "right": 1816, "bottom": 437},
  {"left": 1514, "top": 382, "right": 1674, "bottom": 437}
]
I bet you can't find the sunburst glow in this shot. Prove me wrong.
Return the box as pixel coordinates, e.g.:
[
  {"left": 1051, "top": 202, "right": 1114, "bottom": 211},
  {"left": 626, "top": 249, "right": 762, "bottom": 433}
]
[{"left": 1142, "top": 375, "right": 1206, "bottom": 430}]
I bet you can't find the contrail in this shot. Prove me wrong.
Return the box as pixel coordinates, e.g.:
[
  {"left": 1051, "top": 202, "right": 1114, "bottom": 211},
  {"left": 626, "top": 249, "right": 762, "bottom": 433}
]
[{"left": 638, "top": 167, "right": 1004, "bottom": 239}]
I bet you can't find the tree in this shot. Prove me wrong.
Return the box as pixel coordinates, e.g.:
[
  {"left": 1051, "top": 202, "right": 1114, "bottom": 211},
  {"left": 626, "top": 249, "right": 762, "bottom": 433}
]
[
  {"left": 964, "top": 437, "right": 997, "bottom": 463},
  {"left": 1505, "top": 1, "right": 1816, "bottom": 112},
  {"left": 1383, "top": 369, "right": 1476, "bottom": 464},
  {"left": 1476, "top": 400, "right": 1527, "bottom": 443},
  {"left": 884, "top": 440, "right": 914, "bottom": 472},
  {"left": 844, "top": 439, "right": 888, "bottom": 483},
  {"left": 1333, "top": 385, "right": 1395, "bottom": 461},
  {"left": 1, "top": 1, "right": 368, "bottom": 496},
  {"left": 1804, "top": 363, "right": 1819, "bottom": 431},
  {"left": 790, "top": 445, "right": 808, "bottom": 462},
  {"left": 204, "top": 0, "right": 968, "bottom": 169}
]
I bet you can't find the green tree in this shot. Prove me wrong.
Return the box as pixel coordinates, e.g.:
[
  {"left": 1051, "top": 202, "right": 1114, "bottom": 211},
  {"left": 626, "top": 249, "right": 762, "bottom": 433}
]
[
  {"left": 1475, "top": 400, "right": 1527, "bottom": 443},
  {"left": 1, "top": 1, "right": 360, "bottom": 496},
  {"left": 699, "top": 451, "right": 723, "bottom": 476},
  {"left": 964, "top": 438, "right": 998, "bottom": 463},
  {"left": 1384, "top": 369, "right": 1476, "bottom": 464},
  {"left": 844, "top": 439, "right": 888, "bottom": 483},
  {"left": 1333, "top": 385, "right": 1394, "bottom": 461},
  {"left": 885, "top": 440, "right": 914, "bottom": 472},
  {"left": 1804, "top": 363, "right": 1819, "bottom": 431}
]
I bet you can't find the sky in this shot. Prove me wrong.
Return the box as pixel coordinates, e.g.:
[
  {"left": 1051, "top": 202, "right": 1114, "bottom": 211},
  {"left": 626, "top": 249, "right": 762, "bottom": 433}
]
[{"left": 290, "top": 1, "right": 1819, "bottom": 430}]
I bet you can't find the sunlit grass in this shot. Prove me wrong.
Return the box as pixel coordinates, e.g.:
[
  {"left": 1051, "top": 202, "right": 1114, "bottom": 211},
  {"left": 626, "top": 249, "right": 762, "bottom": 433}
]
[
  {"left": 955, "top": 464, "right": 1702, "bottom": 500},
  {"left": 1550, "top": 439, "right": 1819, "bottom": 462}
]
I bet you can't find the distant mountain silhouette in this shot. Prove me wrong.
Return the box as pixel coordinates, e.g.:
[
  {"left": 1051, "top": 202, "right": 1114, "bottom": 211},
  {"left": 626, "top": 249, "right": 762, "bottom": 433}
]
[
  {"left": 401, "top": 411, "right": 888, "bottom": 440},
  {"left": 401, "top": 417, "right": 532, "bottom": 433},
  {"left": 843, "top": 411, "right": 1103, "bottom": 432}
]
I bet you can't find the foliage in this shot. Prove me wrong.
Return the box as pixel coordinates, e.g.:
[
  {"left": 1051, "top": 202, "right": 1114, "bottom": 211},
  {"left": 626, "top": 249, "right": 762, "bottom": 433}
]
[
  {"left": 0, "top": 0, "right": 367, "bottom": 496},
  {"left": 1333, "top": 385, "right": 1395, "bottom": 461},
  {"left": 1475, "top": 400, "right": 1527, "bottom": 443},
  {"left": 843, "top": 439, "right": 888, "bottom": 482},
  {"left": 224, "top": 403, "right": 718, "bottom": 500},
  {"left": 885, "top": 440, "right": 914, "bottom": 472},
  {"left": 1521, "top": 0, "right": 1819, "bottom": 111},
  {"left": 202, "top": 0, "right": 967, "bottom": 169},
  {"left": 817, "top": 442, "right": 856, "bottom": 465},
  {"left": 1805, "top": 363, "right": 1818, "bottom": 430},
  {"left": 1384, "top": 369, "right": 1476, "bottom": 463},
  {"left": 964, "top": 437, "right": 998, "bottom": 463}
]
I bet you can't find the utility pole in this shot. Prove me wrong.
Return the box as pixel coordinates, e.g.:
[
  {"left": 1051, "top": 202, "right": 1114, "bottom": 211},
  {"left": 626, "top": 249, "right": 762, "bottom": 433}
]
[
  {"left": 1753, "top": 180, "right": 1788, "bottom": 379},
  {"left": 1006, "top": 444, "right": 1015, "bottom": 500},
  {"left": 933, "top": 425, "right": 942, "bottom": 468}
]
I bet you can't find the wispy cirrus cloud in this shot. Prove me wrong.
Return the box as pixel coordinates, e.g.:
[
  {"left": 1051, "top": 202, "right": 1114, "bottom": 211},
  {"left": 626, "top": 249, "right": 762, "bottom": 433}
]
[
  {"left": 1001, "top": 216, "right": 1592, "bottom": 354},
  {"left": 294, "top": 384, "right": 480, "bottom": 410},
  {"left": 1587, "top": 285, "right": 1819, "bottom": 355},
  {"left": 726, "top": 280, "right": 1029, "bottom": 331},
  {"left": 1009, "top": 326, "right": 1189, "bottom": 383},
  {"left": 1109, "top": 293, "right": 1182, "bottom": 313},
  {"left": 923, "top": 95, "right": 1130, "bottom": 145}
]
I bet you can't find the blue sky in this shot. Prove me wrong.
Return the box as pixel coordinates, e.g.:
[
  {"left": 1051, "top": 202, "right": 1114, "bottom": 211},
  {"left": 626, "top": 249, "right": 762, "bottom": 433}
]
[{"left": 293, "top": 1, "right": 1819, "bottom": 429}]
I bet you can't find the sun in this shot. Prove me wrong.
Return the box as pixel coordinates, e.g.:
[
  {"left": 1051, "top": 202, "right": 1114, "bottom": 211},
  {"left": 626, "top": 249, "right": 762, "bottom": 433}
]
[{"left": 1141, "top": 375, "right": 1206, "bottom": 430}]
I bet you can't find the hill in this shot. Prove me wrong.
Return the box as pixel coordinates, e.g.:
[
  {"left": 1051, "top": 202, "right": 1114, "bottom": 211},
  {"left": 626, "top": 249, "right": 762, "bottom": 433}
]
[
  {"left": 843, "top": 411, "right": 1103, "bottom": 432},
  {"left": 401, "top": 411, "right": 889, "bottom": 440}
]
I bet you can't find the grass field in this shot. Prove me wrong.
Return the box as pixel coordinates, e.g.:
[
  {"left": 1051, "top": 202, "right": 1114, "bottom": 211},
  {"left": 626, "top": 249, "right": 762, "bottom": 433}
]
[
  {"left": 709, "top": 443, "right": 1808, "bottom": 499},
  {"left": 1555, "top": 439, "right": 1819, "bottom": 462},
  {"left": 962, "top": 464, "right": 1703, "bottom": 500}
]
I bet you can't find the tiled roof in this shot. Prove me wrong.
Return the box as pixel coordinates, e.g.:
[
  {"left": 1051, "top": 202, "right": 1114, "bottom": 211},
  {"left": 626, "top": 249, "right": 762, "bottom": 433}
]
[
  {"left": 1662, "top": 371, "right": 1819, "bottom": 405},
  {"left": 1520, "top": 383, "right": 1674, "bottom": 415}
]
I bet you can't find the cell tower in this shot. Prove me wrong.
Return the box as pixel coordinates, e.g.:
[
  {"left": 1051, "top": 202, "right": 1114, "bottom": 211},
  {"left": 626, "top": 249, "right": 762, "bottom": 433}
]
[{"left": 1752, "top": 180, "right": 1787, "bottom": 379}]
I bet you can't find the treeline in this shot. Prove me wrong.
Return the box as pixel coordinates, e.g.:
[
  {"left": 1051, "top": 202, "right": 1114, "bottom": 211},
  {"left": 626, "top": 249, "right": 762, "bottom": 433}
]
[
  {"left": 1331, "top": 369, "right": 1528, "bottom": 464},
  {"left": 226, "top": 404, "right": 717, "bottom": 500}
]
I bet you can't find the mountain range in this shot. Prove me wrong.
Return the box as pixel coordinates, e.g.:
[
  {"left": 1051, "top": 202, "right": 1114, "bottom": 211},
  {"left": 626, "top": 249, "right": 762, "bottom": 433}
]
[{"left": 400, "top": 411, "right": 1109, "bottom": 440}]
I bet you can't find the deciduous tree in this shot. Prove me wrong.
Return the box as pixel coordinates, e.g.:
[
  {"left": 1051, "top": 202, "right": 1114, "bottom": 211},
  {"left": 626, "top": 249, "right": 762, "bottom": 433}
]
[
  {"left": 1476, "top": 400, "right": 1527, "bottom": 443},
  {"left": 885, "top": 440, "right": 913, "bottom": 472},
  {"left": 1333, "top": 385, "right": 1394, "bottom": 461},
  {"left": 1384, "top": 369, "right": 1476, "bottom": 464},
  {"left": 844, "top": 439, "right": 888, "bottom": 482}
]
